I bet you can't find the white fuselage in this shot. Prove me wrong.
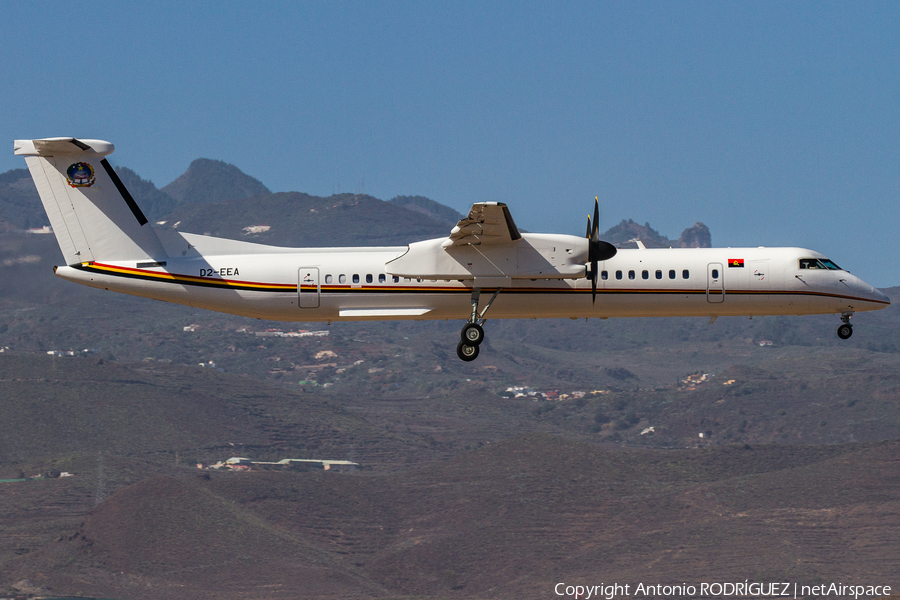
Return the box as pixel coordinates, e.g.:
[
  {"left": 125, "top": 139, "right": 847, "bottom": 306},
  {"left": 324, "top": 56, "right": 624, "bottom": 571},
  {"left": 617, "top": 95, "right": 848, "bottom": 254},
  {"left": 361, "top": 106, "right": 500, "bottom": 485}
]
[
  {"left": 14, "top": 137, "right": 888, "bottom": 346},
  {"left": 54, "top": 232, "right": 890, "bottom": 323}
]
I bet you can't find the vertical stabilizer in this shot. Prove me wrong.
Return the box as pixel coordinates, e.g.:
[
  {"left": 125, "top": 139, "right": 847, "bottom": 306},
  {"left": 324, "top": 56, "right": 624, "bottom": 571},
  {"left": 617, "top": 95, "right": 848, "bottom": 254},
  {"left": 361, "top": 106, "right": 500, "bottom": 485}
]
[{"left": 13, "top": 137, "right": 166, "bottom": 265}]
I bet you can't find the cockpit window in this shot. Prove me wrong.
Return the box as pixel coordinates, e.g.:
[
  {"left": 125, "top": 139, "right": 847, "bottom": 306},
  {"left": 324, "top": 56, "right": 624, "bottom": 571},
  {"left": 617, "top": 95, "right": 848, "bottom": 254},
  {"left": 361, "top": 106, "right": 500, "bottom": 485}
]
[
  {"left": 799, "top": 258, "right": 820, "bottom": 269},
  {"left": 799, "top": 258, "right": 842, "bottom": 270}
]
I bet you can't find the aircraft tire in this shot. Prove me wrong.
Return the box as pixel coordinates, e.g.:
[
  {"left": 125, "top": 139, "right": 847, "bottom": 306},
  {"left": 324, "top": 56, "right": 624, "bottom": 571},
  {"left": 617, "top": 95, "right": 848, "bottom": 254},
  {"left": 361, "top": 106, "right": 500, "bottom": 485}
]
[
  {"left": 457, "top": 341, "right": 480, "bottom": 361},
  {"left": 837, "top": 324, "right": 853, "bottom": 340},
  {"left": 461, "top": 323, "right": 485, "bottom": 345}
]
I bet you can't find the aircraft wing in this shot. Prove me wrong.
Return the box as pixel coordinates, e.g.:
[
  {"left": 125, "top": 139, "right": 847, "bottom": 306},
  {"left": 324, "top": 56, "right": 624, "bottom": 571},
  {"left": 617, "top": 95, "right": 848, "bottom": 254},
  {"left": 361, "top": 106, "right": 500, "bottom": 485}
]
[
  {"left": 445, "top": 202, "right": 522, "bottom": 246},
  {"left": 388, "top": 200, "right": 586, "bottom": 280}
]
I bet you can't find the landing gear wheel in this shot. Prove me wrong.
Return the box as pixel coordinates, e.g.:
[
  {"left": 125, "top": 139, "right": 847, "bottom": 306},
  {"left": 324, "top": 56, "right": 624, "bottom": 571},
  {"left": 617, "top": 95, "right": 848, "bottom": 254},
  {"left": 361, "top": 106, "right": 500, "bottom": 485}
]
[
  {"left": 461, "top": 323, "right": 485, "bottom": 346},
  {"left": 457, "top": 341, "right": 480, "bottom": 362},
  {"left": 837, "top": 324, "right": 853, "bottom": 340}
]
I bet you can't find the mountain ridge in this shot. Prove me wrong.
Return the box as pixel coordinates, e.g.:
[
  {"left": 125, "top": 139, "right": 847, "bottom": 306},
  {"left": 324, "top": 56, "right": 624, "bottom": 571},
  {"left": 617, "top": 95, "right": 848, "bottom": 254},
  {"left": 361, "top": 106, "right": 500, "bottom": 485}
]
[
  {"left": 161, "top": 157, "right": 271, "bottom": 205},
  {"left": 0, "top": 161, "right": 711, "bottom": 247},
  {"left": 603, "top": 218, "right": 712, "bottom": 248}
]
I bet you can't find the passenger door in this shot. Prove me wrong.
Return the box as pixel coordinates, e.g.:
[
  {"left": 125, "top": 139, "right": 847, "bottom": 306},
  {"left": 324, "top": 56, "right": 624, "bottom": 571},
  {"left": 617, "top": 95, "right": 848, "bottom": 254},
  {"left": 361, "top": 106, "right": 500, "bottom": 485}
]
[
  {"left": 707, "top": 262, "right": 724, "bottom": 303},
  {"left": 298, "top": 267, "right": 320, "bottom": 308}
]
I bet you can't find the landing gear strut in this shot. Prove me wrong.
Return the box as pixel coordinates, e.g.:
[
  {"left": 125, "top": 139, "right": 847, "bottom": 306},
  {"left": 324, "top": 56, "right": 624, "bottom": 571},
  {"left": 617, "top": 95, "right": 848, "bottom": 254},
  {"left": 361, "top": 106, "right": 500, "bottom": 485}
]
[
  {"left": 837, "top": 312, "right": 853, "bottom": 340},
  {"left": 456, "top": 287, "right": 501, "bottom": 361}
]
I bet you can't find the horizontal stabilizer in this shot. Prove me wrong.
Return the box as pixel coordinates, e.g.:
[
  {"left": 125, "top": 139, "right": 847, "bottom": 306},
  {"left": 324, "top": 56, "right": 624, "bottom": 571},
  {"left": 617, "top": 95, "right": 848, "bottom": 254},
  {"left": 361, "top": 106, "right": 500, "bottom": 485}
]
[{"left": 14, "top": 137, "right": 115, "bottom": 157}]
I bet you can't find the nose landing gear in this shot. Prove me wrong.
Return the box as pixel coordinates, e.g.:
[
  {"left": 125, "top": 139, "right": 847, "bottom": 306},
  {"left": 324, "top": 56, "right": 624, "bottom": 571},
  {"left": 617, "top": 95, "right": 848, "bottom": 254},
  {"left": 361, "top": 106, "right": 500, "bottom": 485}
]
[
  {"left": 837, "top": 312, "right": 853, "bottom": 340},
  {"left": 456, "top": 340, "right": 480, "bottom": 361},
  {"left": 461, "top": 322, "right": 484, "bottom": 345},
  {"left": 456, "top": 287, "right": 500, "bottom": 361}
]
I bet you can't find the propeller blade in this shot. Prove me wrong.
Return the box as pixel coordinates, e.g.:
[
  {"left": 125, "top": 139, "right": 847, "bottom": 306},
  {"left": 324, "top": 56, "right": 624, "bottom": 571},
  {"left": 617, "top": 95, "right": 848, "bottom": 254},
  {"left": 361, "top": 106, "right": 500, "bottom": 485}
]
[
  {"left": 586, "top": 195, "right": 617, "bottom": 303},
  {"left": 588, "top": 197, "right": 617, "bottom": 262},
  {"left": 585, "top": 214, "right": 592, "bottom": 238}
]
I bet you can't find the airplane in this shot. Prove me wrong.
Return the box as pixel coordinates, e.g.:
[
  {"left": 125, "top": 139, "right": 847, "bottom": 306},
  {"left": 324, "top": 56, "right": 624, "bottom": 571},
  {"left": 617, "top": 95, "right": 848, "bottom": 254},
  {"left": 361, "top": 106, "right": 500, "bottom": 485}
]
[{"left": 14, "top": 137, "right": 891, "bottom": 361}]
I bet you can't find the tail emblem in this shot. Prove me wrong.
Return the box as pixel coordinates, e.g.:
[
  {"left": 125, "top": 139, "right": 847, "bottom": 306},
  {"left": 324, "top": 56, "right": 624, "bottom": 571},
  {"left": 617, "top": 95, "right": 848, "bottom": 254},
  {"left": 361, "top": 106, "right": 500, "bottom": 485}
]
[{"left": 66, "top": 162, "right": 96, "bottom": 187}]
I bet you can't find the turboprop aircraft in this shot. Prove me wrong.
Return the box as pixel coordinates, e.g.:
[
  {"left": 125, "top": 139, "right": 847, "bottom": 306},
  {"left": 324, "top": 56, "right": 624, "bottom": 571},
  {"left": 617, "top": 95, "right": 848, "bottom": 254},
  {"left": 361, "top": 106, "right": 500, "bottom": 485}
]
[{"left": 14, "top": 137, "right": 890, "bottom": 361}]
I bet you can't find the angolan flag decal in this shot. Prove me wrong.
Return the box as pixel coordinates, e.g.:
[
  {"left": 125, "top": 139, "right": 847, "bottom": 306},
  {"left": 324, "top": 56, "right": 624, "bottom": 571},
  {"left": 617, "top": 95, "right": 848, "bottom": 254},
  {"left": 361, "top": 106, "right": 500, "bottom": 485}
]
[{"left": 728, "top": 258, "right": 745, "bottom": 268}]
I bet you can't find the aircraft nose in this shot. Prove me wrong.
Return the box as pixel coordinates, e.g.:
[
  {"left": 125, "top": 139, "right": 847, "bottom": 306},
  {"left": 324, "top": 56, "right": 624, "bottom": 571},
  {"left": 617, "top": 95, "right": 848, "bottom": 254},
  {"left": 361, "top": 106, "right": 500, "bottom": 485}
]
[
  {"left": 872, "top": 287, "right": 891, "bottom": 305},
  {"left": 855, "top": 275, "right": 891, "bottom": 305}
]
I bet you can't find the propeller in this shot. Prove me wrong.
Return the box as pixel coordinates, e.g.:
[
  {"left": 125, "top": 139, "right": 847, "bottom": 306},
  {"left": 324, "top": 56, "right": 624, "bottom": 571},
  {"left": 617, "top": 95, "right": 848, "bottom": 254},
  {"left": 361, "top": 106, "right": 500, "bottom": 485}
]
[{"left": 586, "top": 196, "right": 617, "bottom": 304}]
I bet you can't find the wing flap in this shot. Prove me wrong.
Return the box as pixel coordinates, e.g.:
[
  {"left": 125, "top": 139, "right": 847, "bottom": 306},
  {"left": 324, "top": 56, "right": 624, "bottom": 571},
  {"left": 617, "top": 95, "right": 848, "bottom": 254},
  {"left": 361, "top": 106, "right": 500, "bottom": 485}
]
[{"left": 446, "top": 202, "right": 521, "bottom": 246}]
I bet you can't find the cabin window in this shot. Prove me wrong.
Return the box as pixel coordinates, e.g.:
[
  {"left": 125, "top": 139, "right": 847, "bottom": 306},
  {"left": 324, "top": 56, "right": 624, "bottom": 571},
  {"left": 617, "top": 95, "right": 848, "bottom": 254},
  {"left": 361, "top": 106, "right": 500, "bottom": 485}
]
[
  {"left": 628, "top": 270, "right": 635, "bottom": 280},
  {"left": 352, "top": 274, "right": 360, "bottom": 284},
  {"left": 379, "top": 274, "right": 386, "bottom": 283},
  {"left": 669, "top": 269, "right": 676, "bottom": 279},
  {"left": 325, "top": 274, "right": 333, "bottom": 284},
  {"left": 642, "top": 270, "right": 649, "bottom": 280},
  {"left": 393, "top": 276, "right": 400, "bottom": 283},
  {"left": 711, "top": 269, "right": 719, "bottom": 279},
  {"left": 615, "top": 270, "right": 623, "bottom": 280},
  {"left": 366, "top": 274, "right": 373, "bottom": 283},
  {"left": 404, "top": 277, "right": 411, "bottom": 282},
  {"left": 601, "top": 270, "right": 608, "bottom": 280},
  {"left": 339, "top": 274, "right": 347, "bottom": 284},
  {"left": 682, "top": 270, "right": 690, "bottom": 279},
  {"left": 655, "top": 270, "right": 662, "bottom": 280}
]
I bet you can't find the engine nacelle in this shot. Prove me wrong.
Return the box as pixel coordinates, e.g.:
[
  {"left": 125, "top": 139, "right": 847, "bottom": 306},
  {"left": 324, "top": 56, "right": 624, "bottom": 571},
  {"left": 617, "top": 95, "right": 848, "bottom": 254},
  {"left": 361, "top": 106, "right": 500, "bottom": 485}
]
[{"left": 386, "top": 233, "right": 589, "bottom": 282}]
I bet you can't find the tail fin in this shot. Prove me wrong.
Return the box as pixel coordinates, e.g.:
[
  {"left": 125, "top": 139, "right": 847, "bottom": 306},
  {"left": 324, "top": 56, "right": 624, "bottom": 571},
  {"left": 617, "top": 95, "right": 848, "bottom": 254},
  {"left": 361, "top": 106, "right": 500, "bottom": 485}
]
[{"left": 13, "top": 137, "right": 166, "bottom": 265}]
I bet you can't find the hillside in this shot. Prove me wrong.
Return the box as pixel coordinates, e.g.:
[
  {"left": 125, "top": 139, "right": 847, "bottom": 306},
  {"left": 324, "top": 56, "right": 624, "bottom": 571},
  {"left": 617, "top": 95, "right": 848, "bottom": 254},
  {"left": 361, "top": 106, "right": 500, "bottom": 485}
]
[
  {"left": 161, "top": 158, "right": 271, "bottom": 205},
  {"left": 4, "top": 435, "right": 898, "bottom": 599},
  {"left": 0, "top": 161, "right": 467, "bottom": 240},
  {"left": 0, "top": 161, "right": 712, "bottom": 249},
  {"left": 0, "top": 353, "right": 436, "bottom": 472},
  {"left": 0, "top": 168, "right": 47, "bottom": 230},
  {"left": 115, "top": 166, "right": 180, "bottom": 219},
  {"left": 388, "top": 194, "right": 465, "bottom": 225},
  {"left": 1, "top": 231, "right": 899, "bottom": 454},
  {"left": 0, "top": 158, "right": 898, "bottom": 598},
  {"left": 159, "top": 191, "right": 456, "bottom": 247},
  {"left": 603, "top": 218, "right": 712, "bottom": 248}
]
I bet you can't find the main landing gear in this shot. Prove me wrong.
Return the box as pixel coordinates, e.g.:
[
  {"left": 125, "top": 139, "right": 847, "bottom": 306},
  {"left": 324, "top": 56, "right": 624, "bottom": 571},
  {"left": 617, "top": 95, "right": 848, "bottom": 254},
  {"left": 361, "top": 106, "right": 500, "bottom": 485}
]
[
  {"left": 456, "top": 287, "right": 501, "bottom": 361},
  {"left": 837, "top": 312, "right": 853, "bottom": 340}
]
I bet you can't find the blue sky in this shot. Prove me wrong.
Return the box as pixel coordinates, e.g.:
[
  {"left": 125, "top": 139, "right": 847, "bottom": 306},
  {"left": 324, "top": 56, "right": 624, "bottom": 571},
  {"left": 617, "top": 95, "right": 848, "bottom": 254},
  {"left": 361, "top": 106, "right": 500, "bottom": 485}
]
[{"left": 2, "top": 2, "right": 898, "bottom": 285}]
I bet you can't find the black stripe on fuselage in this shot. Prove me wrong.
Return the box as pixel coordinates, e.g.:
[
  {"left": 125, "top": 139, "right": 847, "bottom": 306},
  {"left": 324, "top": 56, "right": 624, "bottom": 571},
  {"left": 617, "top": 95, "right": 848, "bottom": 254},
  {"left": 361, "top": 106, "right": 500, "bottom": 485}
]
[{"left": 72, "top": 263, "right": 296, "bottom": 293}]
